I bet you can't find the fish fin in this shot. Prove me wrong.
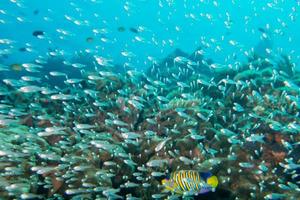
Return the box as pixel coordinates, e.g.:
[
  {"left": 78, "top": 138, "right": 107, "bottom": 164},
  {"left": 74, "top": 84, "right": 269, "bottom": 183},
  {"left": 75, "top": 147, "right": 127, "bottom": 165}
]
[
  {"left": 162, "top": 179, "right": 175, "bottom": 191},
  {"left": 161, "top": 178, "right": 168, "bottom": 185}
]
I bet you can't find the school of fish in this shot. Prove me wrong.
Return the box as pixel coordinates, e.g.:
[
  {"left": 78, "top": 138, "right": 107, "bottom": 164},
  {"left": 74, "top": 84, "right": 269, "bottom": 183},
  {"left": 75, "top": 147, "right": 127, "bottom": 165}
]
[{"left": 1, "top": 0, "right": 300, "bottom": 199}]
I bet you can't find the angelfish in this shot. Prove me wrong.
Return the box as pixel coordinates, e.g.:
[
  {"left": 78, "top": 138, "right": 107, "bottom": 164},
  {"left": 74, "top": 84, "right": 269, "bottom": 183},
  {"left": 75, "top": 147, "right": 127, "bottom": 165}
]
[{"left": 161, "top": 170, "right": 218, "bottom": 195}]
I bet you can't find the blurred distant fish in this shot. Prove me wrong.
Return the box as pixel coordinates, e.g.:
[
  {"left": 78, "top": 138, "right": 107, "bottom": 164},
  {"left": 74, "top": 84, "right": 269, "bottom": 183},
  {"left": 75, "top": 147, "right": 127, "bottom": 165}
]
[
  {"left": 129, "top": 27, "right": 139, "bottom": 33},
  {"left": 86, "top": 37, "right": 94, "bottom": 43},
  {"left": 49, "top": 71, "right": 67, "bottom": 77},
  {"left": 117, "top": 26, "right": 126, "bottom": 32},
  {"left": 0, "top": 64, "right": 9, "bottom": 71},
  {"left": 258, "top": 27, "right": 266, "bottom": 33},
  {"left": 33, "top": 9, "right": 39, "bottom": 15},
  {"left": 254, "top": 27, "right": 273, "bottom": 58},
  {"left": 19, "top": 47, "right": 27, "bottom": 52},
  {"left": 10, "top": 63, "right": 23, "bottom": 71},
  {"left": 19, "top": 85, "right": 42, "bottom": 93},
  {"left": 32, "top": 30, "right": 44, "bottom": 37}
]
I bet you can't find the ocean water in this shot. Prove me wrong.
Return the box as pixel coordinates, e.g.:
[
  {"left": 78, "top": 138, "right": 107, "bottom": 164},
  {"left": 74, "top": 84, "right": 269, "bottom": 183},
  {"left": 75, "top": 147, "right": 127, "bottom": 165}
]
[{"left": 1, "top": 0, "right": 300, "bottom": 199}]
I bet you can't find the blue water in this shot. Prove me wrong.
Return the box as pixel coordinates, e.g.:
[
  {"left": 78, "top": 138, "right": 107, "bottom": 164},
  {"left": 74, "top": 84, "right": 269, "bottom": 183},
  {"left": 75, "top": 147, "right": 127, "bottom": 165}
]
[{"left": 1, "top": 0, "right": 300, "bottom": 71}]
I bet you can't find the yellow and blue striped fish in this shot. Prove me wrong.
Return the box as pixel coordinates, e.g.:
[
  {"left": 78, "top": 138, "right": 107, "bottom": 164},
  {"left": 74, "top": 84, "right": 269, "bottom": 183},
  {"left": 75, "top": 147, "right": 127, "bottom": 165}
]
[{"left": 161, "top": 170, "right": 218, "bottom": 195}]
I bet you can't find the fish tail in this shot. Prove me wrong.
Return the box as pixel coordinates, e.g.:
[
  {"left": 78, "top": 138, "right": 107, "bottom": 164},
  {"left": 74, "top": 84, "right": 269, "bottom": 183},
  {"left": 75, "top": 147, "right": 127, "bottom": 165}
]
[{"left": 162, "top": 179, "right": 172, "bottom": 191}]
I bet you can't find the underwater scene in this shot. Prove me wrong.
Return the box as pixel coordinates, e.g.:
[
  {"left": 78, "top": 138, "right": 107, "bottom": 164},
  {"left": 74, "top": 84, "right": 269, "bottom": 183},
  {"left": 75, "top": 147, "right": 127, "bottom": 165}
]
[{"left": 1, "top": 0, "right": 300, "bottom": 199}]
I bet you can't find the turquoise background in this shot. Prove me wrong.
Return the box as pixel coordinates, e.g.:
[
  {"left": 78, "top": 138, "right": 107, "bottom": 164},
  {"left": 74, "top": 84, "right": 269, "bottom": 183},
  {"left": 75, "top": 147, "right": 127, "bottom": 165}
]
[{"left": 1, "top": 0, "right": 300, "bottom": 70}]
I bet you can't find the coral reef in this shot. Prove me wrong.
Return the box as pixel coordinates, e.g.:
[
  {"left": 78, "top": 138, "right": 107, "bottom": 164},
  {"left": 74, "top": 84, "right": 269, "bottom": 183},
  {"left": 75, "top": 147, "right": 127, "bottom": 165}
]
[{"left": 0, "top": 50, "right": 300, "bottom": 200}]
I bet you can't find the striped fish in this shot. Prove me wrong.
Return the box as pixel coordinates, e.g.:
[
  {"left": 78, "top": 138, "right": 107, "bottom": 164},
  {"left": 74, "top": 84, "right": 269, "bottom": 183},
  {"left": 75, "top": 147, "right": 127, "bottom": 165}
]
[{"left": 161, "top": 170, "right": 218, "bottom": 195}]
